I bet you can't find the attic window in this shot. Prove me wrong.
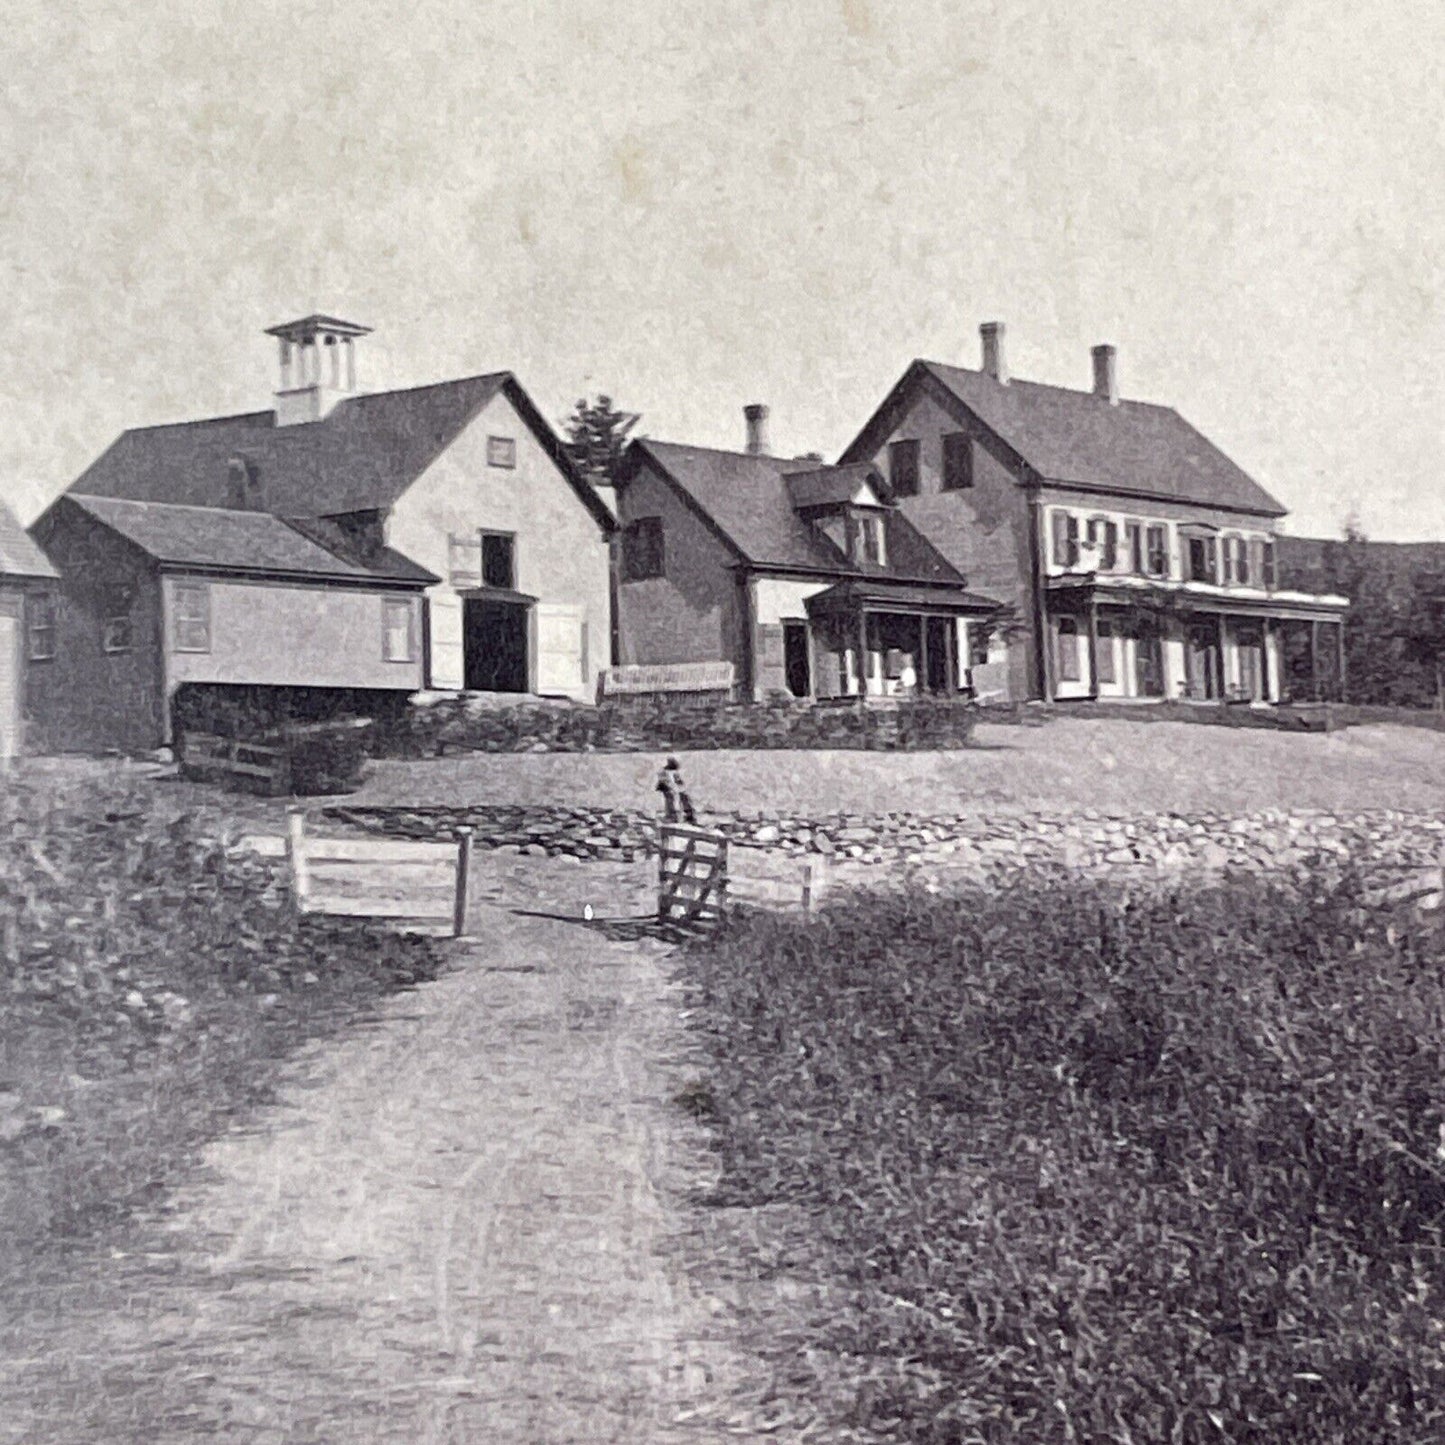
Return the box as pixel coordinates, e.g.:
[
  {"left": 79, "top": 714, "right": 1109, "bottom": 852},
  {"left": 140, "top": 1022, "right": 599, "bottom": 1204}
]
[
  {"left": 487, "top": 436, "right": 517, "bottom": 469},
  {"left": 942, "top": 432, "right": 974, "bottom": 491},
  {"left": 888, "top": 439, "right": 920, "bottom": 498},
  {"left": 852, "top": 512, "right": 886, "bottom": 567},
  {"left": 622, "top": 516, "right": 664, "bottom": 581}
]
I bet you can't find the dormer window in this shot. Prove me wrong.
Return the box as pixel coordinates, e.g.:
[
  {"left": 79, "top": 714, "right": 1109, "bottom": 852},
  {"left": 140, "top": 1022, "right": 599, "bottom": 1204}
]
[{"left": 855, "top": 512, "right": 886, "bottom": 566}]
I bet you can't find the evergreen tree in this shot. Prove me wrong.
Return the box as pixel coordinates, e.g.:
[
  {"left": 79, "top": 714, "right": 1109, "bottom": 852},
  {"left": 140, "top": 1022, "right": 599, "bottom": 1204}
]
[{"left": 562, "top": 395, "right": 639, "bottom": 488}]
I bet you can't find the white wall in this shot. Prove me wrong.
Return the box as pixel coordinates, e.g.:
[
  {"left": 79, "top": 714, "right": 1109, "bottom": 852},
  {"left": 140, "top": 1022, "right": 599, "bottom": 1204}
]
[
  {"left": 753, "top": 576, "right": 830, "bottom": 626},
  {"left": 162, "top": 575, "right": 424, "bottom": 692},
  {"left": 386, "top": 390, "right": 611, "bottom": 698}
]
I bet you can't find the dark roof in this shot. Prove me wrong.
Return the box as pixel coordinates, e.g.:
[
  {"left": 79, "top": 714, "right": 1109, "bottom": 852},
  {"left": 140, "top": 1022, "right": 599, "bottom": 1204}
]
[
  {"left": 843, "top": 360, "right": 1288, "bottom": 517},
  {"left": 0, "top": 504, "right": 57, "bottom": 580},
  {"left": 1278, "top": 534, "right": 1445, "bottom": 588},
  {"left": 784, "top": 462, "right": 881, "bottom": 511},
  {"left": 65, "top": 495, "right": 436, "bottom": 585},
  {"left": 806, "top": 579, "right": 1000, "bottom": 614},
  {"left": 631, "top": 440, "right": 969, "bottom": 586},
  {"left": 66, "top": 373, "right": 615, "bottom": 531}
]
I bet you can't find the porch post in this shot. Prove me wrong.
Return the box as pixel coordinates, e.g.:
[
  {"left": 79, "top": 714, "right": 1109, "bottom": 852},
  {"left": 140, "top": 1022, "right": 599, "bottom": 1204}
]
[
  {"left": 1335, "top": 619, "right": 1347, "bottom": 703},
  {"left": 1217, "top": 612, "right": 1228, "bottom": 700},
  {"left": 945, "top": 620, "right": 958, "bottom": 693},
  {"left": 1261, "top": 618, "right": 1274, "bottom": 703},
  {"left": 1085, "top": 600, "right": 1100, "bottom": 700},
  {"left": 918, "top": 613, "right": 929, "bottom": 696},
  {"left": 856, "top": 606, "right": 869, "bottom": 701},
  {"left": 1310, "top": 620, "right": 1321, "bottom": 701}
]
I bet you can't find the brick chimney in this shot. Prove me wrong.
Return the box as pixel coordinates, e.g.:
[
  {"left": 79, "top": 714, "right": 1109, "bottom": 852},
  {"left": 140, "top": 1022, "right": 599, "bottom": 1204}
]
[
  {"left": 980, "top": 322, "right": 1008, "bottom": 384},
  {"left": 744, "top": 403, "right": 771, "bottom": 456},
  {"left": 1092, "top": 344, "right": 1119, "bottom": 405}
]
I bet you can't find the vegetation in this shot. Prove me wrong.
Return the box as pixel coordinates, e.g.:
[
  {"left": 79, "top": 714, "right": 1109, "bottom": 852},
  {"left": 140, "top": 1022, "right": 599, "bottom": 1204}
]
[
  {"left": 682, "top": 875, "right": 1445, "bottom": 1442},
  {"left": 562, "top": 393, "right": 639, "bottom": 488},
  {"left": 0, "top": 773, "right": 444, "bottom": 1267}
]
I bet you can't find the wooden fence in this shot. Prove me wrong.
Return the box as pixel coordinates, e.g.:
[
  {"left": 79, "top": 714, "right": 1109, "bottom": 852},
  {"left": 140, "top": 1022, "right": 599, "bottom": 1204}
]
[
  {"left": 657, "top": 822, "right": 829, "bottom": 928},
  {"left": 180, "top": 730, "right": 290, "bottom": 795},
  {"left": 241, "top": 811, "right": 473, "bottom": 936}
]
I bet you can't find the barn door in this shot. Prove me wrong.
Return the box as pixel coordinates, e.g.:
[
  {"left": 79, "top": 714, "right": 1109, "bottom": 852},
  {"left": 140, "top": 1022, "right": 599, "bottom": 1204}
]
[
  {"left": 0, "top": 613, "right": 18, "bottom": 761},
  {"left": 535, "top": 603, "right": 586, "bottom": 697}
]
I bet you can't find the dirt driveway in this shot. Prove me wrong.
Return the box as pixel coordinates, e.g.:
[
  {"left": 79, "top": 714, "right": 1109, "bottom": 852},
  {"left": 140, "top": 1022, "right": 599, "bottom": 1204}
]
[{"left": 0, "top": 856, "right": 764, "bottom": 1444}]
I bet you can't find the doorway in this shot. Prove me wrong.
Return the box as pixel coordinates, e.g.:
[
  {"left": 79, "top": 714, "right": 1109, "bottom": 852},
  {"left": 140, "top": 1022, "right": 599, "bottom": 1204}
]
[
  {"left": 783, "top": 621, "right": 810, "bottom": 698},
  {"left": 925, "top": 616, "right": 952, "bottom": 693},
  {"left": 1133, "top": 631, "right": 1164, "bottom": 698},
  {"left": 463, "top": 598, "right": 530, "bottom": 693},
  {"left": 1235, "top": 625, "right": 1265, "bottom": 700},
  {"left": 1185, "top": 625, "right": 1221, "bottom": 700}
]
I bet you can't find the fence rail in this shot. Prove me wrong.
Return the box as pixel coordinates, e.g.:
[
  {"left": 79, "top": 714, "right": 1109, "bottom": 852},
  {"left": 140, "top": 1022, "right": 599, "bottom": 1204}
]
[
  {"left": 180, "top": 730, "right": 291, "bottom": 794},
  {"left": 240, "top": 811, "right": 472, "bottom": 936}
]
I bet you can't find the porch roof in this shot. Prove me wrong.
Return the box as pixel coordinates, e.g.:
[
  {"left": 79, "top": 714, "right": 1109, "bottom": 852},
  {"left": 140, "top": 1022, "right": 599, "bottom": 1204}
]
[
  {"left": 805, "top": 579, "right": 1000, "bottom": 616},
  {"left": 1046, "top": 571, "right": 1349, "bottom": 622}
]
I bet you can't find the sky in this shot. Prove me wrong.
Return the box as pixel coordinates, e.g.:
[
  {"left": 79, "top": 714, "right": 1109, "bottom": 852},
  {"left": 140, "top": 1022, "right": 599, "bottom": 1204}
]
[{"left": 0, "top": 0, "right": 1441, "bottom": 539}]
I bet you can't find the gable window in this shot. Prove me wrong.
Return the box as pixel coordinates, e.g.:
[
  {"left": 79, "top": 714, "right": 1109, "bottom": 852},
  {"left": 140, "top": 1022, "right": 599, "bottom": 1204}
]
[
  {"left": 486, "top": 436, "right": 517, "bottom": 469},
  {"left": 942, "top": 432, "right": 974, "bottom": 491},
  {"left": 27, "top": 595, "right": 56, "bottom": 661},
  {"left": 888, "top": 439, "right": 920, "bottom": 498},
  {"left": 621, "top": 516, "right": 664, "bottom": 581},
  {"left": 481, "top": 532, "right": 516, "bottom": 590},
  {"left": 1050, "top": 510, "right": 1080, "bottom": 569},
  {"left": 102, "top": 587, "right": 134, "bottom": 654},
  {"left": 1145, "top": 523, "right": 1169, "bottom": 577},
  {"left": 1125, "top": 520, "right": 1144, "bottom": 574},
  {"left": 382, "top": 599, "right": 415, "bottom": 663},
  {"left": 1056, "top": 616, "right": 1081, "bottom": 681},
  {"left": 1087, "top": 517, "right": 1118, "bottom": 571},
  {"left": 172, "top": 582, "right": 211, "bottom": 652},
  {"left": 1187, "top": 534, "right": 1219, "bottom": 584}
]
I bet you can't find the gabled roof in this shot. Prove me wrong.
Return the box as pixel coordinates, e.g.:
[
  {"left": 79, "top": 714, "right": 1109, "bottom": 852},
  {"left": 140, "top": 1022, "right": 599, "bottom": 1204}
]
[
  {"left": 627, "top": 440, "right": 970, "bottom": 586},
  {"left": 66, "top": 373, "right": 615, "bottom": 531},
  {"left": 841, "top": 360, "right": 1288, "bottom": 517},
  {"left": 784, "top": 462, "right": 882, "bottom": 511},
  {"left": 64, "top": 495, "right": 436, "bottom": 585},
  {"left": 0, "top": 503, "right": 57, "bottom": 580}
]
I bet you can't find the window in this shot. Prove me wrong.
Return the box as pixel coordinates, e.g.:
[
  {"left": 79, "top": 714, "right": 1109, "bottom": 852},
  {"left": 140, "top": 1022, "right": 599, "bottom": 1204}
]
[
  {"left": 1050, "top": 510, "right": 1080, "bottom": 568},
  {"left": 968, "top": 625, "right": 991, "bottom": 668},
  {"left": 27, "top": 595, "right": 55, "bottom": 661},
  {"left": 1087, "top": 517, "right": 1118, "bottom": 571},
  {"left": 102, "top": 587, "right": 133, "bottom": 654},
  {"left": 481, "top": 532, "right": 516, "bottom": 589},
  {"left": 1145, "top": 524, "right": 1169, "bottom": 577},
  {"left": 1096, "top": 621, "right": 1116, "bottom": 684},
  {"left": 1230, "top": 536, "right": 1251, "bottom": 586},
  {"left": 486, "top": 435, "right": 517, "bottom": 469},
  {"left": 1125, "top": 520, "right": 1144, "bottom": 574},
  {"left": 854, "top": 512, "right": 886, "bottom": 566},
  {"left": 382, "top": 599, "right": 415, "bottom": 663},
  {"left": 172, "top": 582, "right": 211, "bottom": 652},
  {"left": 942, "top": 432, "right": 974, "bottom": 491},
  {"left": 621, "top": 516, "right": 664, "bottom": 581},
  {"left": 1056, "top": 617, "right": 1081, "bottom": 681},
  {"left": 1260, "top": 538, "right": 1277, "bottom": 590},
  {"left": 889, "top": 439, "right": 920, "bottom": 497},
  {"left": 1187, "top": 534, "right": 1219, "bottom": 584}
]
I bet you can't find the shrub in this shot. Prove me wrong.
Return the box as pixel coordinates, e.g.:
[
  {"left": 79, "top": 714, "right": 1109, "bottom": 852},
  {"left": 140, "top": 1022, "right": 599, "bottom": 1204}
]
[{"left": 681, "top": 874, "right": 1445, "bottom": 1442}]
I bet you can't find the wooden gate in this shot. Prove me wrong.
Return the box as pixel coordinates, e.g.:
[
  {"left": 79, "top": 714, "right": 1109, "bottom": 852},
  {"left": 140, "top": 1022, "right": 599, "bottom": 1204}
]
[{"left": 658, "top": 823, "right": 729, "bottom": 927}]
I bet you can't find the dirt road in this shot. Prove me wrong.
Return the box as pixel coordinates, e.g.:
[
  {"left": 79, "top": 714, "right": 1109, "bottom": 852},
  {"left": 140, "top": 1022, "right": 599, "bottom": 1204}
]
[{"left": 0, "top": 857, "right": 759, "bottom": 1443}]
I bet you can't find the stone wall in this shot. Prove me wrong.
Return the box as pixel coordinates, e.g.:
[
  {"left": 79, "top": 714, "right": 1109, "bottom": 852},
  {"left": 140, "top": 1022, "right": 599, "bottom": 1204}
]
[
  {"left": 371, "top": 693, "right": 979, "bottom": 756},
  {"left": 327, "top": 802, "right": 1445, "bottom": 883}
]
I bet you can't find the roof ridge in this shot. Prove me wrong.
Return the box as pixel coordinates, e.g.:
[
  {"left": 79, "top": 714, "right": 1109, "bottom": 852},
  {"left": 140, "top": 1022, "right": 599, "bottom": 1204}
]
[{"left": 920, "top": 358, "right": 1177, "bottom": 414}]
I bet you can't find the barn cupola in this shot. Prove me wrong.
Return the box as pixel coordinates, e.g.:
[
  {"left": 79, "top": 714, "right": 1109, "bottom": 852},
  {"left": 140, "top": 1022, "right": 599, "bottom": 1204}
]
[{"left": 266, "top": 314, "right": 373, "bottom": 426}]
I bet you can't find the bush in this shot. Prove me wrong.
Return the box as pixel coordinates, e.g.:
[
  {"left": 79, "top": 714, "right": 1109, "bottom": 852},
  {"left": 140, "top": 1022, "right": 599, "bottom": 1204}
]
[
  {"left": 0, "top": 772, "right": 444, "bottom": 1259},
  {"left": 681, "top": 874, "right": 1445, "bottom": 1442}
]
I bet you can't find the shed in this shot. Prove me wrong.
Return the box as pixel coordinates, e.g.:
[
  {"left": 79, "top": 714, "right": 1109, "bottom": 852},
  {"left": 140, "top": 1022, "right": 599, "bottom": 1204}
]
[{"left": 0, "top": 503, "right": 59, "bottom": 761}]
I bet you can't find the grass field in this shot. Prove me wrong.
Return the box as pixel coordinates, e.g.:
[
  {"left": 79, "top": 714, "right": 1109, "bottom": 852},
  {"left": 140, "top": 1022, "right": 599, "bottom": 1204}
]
[
  {"left": 681, "top": 873, "right": 1445, "bottom": 1443},
  {"left": 353, "top": 717, "right": 1445, "bottom": 817}
]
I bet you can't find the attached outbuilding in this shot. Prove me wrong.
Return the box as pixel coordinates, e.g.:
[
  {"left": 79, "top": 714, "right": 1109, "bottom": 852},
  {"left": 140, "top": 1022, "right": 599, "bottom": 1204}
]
[{"left": 0, "top": 502, "right": 58, "bottom": 762}]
